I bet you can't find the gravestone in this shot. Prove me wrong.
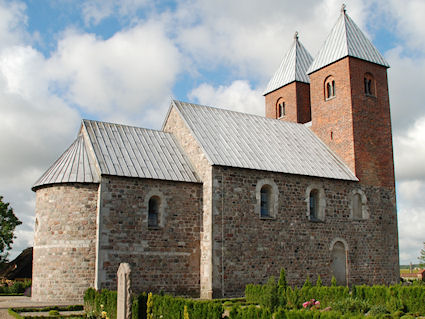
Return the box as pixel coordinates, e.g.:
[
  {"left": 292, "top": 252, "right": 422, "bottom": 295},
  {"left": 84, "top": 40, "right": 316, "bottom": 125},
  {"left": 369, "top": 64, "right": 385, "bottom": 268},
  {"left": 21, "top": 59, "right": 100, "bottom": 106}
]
[{"left": 117, "top": 263, "right": 132, "bottom": 319}]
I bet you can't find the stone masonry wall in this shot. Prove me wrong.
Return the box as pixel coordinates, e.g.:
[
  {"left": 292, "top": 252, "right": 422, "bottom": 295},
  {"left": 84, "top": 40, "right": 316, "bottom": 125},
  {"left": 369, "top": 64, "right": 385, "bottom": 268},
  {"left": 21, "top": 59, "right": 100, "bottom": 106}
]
[
  {"left": 211, "top": 166, "right": 399, "bottom": 297},
  {"left": 163, "top": 106, "right": 214, "bottom": 298},
  {"left": 32, "top": 183, "right": 98, "bottom": 302},
  {"left": 97, "top": 176, "right": 202, "bottom": 296}
]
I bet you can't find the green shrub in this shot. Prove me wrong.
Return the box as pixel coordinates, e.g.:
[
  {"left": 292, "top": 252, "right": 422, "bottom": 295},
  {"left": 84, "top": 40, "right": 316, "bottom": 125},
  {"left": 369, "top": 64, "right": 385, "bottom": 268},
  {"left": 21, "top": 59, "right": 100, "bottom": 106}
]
[
  {"left": 367, "top": 304, "right": 390, "bottom": 316},
  {"left": 330, "top": 297, "right": 370, "bottom": 314},
  {"left": 48, "top": 310, "right": 60, "bottom": 316},
  {"left": 83, "top": 288, "right": 117, "bottom": 319}
]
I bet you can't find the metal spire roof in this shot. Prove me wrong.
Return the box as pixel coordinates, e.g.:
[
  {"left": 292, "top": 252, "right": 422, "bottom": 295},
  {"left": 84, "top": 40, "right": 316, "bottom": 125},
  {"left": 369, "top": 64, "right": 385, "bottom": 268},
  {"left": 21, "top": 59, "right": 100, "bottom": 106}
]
[
  {"left": 33, "top": 134, "right": 100, "bottom": 189},
  {"left": 264, "top": 32, "right": 313, "bottom": 95},
  {"left": 307, "top": 5, "right": 389, "bottom": 74},
  {"left": 172, "top": 100, "right": 357, "bottom": 181}
]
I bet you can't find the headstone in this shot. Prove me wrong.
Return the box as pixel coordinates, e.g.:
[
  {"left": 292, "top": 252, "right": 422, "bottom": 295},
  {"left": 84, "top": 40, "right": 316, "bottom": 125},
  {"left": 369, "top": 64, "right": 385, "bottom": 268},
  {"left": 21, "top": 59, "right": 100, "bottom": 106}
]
[{"left": 117, "top": 263, "right": 132, "bottom": 319}]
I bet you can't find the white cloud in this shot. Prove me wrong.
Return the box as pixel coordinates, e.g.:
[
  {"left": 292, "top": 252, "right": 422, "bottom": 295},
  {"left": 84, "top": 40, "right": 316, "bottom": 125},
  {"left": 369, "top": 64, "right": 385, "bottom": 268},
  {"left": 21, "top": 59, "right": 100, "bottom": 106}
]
[
  {"left": 189, "top": 80, "right": 263, "bottom": 115},
  {"left": 394, "top": 117, "right": 425, "bottom": 181},
  {"left": 48, "top": 22, "right": 181, "bottom": 127},
  {"left": 0, "top": 0, "right": 27, "bottom": 50},
  {"left": 82, "top": 0, "right": 150, "bottom": 26}
]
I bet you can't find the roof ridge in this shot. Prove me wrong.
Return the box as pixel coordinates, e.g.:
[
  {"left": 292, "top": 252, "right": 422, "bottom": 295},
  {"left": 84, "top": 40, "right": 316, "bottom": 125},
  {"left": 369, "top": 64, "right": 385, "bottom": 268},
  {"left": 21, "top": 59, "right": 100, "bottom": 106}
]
[
  {"left": 173, "top": 99, "right": 306, "bottom": 127},
  {"left": 82, "top": 118, "right": 169, "bottom": 134}
]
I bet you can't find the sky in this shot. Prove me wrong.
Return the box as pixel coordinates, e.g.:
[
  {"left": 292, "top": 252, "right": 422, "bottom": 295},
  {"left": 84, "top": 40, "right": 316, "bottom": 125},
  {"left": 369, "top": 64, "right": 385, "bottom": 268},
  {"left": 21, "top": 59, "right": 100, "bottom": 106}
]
[{"left": 0, "top": 0, "right": 424, "bottom": 266}]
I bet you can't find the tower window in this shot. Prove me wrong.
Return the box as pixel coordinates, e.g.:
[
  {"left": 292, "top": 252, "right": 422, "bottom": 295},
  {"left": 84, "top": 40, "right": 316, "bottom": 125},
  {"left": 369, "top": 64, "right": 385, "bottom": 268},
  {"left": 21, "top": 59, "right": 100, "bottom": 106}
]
[
  {"left": 324, "top": 76, "right": 336, "bottom": 100},
  {"left": 364, "top": 73, "right": 375, "bottom": 96},
  {"left": 148, "top": 196, "right": 160, "bottom": 228},
  {"left": 277, "top": 100, "right": 285, "bottom": 118}
]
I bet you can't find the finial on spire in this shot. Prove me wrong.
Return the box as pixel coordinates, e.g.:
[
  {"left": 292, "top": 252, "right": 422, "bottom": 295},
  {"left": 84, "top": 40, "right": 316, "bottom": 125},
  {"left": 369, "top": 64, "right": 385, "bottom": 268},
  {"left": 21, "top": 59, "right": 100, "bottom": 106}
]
[
  {"left": 294, "top": 31, "right": 299, "bottom": 41},
  {"left": 341, "top": 3, "right": 346, "bottom": 14}
]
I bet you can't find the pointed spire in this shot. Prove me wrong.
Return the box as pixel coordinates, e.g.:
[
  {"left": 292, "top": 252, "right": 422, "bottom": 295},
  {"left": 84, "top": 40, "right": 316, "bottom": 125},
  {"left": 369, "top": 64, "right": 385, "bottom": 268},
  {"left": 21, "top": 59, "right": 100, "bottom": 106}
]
[
  {"left": 264, "top": 33, "right": 313, "bottom": 95},
  {"left": 307, "top": 8, "right": 389, "bottom": 74}
]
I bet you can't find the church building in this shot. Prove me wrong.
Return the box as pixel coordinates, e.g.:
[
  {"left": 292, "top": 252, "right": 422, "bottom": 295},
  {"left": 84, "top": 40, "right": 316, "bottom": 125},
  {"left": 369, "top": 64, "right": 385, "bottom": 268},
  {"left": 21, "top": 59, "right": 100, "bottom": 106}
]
[{"left": 31, "top": 7, "right": 399, "bottom": 302}]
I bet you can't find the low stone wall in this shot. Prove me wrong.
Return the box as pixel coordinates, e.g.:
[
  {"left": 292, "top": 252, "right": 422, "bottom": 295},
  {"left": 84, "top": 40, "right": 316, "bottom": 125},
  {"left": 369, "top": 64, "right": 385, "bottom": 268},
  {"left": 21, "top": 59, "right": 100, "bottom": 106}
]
[{"left": 32, "top": 183, "right": 98, "bottom": 302}]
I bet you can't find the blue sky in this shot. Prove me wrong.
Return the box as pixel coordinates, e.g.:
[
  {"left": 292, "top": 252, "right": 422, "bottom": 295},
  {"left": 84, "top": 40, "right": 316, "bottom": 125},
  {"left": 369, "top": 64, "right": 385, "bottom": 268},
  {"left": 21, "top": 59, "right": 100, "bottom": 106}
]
[{"left": 1, "top": 0, "right": 425, "bottom": 266}]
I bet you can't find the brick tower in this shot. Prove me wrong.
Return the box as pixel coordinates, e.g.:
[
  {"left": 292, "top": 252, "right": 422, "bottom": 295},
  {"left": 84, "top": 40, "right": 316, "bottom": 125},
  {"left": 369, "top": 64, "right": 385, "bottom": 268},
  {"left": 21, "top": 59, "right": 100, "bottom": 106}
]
[
  {"left": 307, "top": 6, "right": 395, "bottom": 188},
  {"left": 264, "top": 32, "right": 313, "bottom": 124}
]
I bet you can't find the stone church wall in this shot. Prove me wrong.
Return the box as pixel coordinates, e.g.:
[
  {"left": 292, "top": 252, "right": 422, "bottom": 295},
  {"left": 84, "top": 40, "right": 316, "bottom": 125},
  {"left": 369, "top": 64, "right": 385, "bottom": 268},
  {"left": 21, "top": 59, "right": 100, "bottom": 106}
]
[
  {"left": 163, "top": 105, "right": 215, "bottom": 298},
  {"left": 97, "top": 176, "right": 202, "bottom": 296},
  {"left": 210, "top": 166, "right": 399, "bottom": 298},
  {"left": 32, "top": 183, "right": 98, "bottom": 302}
]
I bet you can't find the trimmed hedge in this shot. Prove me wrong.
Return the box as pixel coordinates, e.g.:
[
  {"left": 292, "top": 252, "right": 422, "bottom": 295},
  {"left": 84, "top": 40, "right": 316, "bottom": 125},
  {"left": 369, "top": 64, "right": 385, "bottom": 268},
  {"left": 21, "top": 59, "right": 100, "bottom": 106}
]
[
  {"left": 84, "top": 288, "right": 117, "bottom": 319},
  {"left": 0, "top": 280, "right": 31, "bottom": 294},
  {"left": 150, "top": 294, "right": 224, "bottom": 319}
]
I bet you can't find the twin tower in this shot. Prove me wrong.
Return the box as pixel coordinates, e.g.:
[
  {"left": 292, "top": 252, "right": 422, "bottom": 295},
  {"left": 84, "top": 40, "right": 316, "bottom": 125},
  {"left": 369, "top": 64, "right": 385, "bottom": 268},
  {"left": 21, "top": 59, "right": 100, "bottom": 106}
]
[{"left": 264, "top": 7, "right": 395, "bottom": 190}]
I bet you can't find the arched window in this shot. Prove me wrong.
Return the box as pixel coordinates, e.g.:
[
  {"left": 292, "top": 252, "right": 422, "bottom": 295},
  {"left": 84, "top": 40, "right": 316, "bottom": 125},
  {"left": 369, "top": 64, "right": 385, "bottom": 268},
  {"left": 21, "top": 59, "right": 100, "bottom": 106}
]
[
  {"left": 330, "top": 239, "right": 348, "bottom": 286},
  {"left": 352, "top": 193, "right": 362, "bottom": 219},
  {"left": 325, "top": 76, "right": 336, "bottom": 100},
  {"left": 148, "top": 196, "right": 160, "bottom": 228},
  {"left": 306, "top": 185, "right": 326, "bottom": 221},
  {"left": 364, "top": 73, "right": 375, "bottom": 96},
  {"left": 309, "top": 189, "right": 319, "bottom": 220},
  {"left": 350, "top": 189, "right": 368, "bottom": 220},
  {"left": 260, "top": 185, "right": 272, "bottom": 217},
  {"left": 256, "top": 179, "right": 278, "bottom": 218},
  {"left": 277, "top": 99, "right": 285, "bottom": 118}
]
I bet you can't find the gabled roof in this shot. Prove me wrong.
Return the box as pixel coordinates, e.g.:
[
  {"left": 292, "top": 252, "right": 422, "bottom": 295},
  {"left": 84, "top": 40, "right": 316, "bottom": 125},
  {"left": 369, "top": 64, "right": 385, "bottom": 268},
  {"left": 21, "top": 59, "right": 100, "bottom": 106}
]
[
  {"left": 33, "top": 134, "right": 100, "bottom": 190},
  {"left": 33, "top": 120, "right": 199, "bottom": 190},
  {"left": 171, "top": 100, "right": 357, "bottom": 181},
  {"left": 264, "top": 33, "right": 313, "bottom": 95},
  {"left": 82, "top": 120, "right": 198, "bottom": 183},
  {"left": 307, "top": 7, "right": 389, "bottom": 74}
]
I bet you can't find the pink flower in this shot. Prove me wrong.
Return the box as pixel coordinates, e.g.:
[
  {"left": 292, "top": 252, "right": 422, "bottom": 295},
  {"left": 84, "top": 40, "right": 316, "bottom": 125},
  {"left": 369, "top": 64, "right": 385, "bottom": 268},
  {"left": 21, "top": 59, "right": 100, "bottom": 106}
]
[
  {"left": 314, "top": 301, "right": 320, "bottom": 305},
  {"left": 303, "top": 301, "right": 309, "bottom": 308}
]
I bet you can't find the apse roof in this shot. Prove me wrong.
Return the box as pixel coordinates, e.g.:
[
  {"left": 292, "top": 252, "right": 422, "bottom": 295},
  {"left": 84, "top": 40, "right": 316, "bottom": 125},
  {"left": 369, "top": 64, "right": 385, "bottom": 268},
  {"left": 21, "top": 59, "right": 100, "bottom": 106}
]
[
  {"left": 171, "top": 100, "right": 357, "bottom": 181},
  {"left": 264, "top": 33, "right": 313, "bottom": 95},
  {"left": 307, "top": 6, "right": 389, "bottom": 74},
  {"left": 33, "top": 134, "right": 100, "bottom": 189},
  {"left": 33, "top": 120, "right": 199, "bottom": 190}
]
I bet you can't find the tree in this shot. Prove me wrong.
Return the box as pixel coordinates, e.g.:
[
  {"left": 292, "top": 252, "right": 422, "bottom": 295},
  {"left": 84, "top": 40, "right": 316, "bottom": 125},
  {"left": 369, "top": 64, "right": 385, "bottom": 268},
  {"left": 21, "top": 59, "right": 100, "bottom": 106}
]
[
  {"left": 0, "top": 196, "right": 22, "bottom": 263},
  {"left": 419, "top": 241, "right": 425, "bottom": 267}
]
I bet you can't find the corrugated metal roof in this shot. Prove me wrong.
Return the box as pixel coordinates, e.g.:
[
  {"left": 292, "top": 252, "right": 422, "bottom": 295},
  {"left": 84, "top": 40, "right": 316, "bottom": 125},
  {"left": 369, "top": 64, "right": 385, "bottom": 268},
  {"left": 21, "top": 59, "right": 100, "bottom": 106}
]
[
  {"left": 33, "top": 120, "right": 199, "bottom": 189},
  {"left": 307, "top": 9, "right": 389, "bottom": 74},
  {"left": 82, "top": 120, "right": 199, "bottom": 183},
  {"left": 173, "top": 100, "right": 357, "bottom": 181},
  {"left": 33, "top": 134, "right": 100, "bottom": 189},
  {"left": 264, "top": 33, "right": 313, "bottom": 95}
]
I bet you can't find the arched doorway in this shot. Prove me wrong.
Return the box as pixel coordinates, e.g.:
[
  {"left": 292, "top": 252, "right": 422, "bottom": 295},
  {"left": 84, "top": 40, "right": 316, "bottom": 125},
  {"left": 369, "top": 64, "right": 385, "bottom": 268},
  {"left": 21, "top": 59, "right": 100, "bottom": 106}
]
[{"left": 330, "top": 240, "right": 347, "bottom": 285}]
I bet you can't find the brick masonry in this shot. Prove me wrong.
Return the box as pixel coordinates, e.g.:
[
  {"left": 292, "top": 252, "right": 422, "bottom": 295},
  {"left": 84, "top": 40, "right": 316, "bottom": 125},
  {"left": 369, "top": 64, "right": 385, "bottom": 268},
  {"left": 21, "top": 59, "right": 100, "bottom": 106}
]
[
  {"left": 265, "top": 81, "right": 311, "bottom": 124},
  {"left": 32, "top": 184, "right": 98, "bottom": 302},
  {"left": 310, "top": 57, "right": 395, "bottom": 188}
]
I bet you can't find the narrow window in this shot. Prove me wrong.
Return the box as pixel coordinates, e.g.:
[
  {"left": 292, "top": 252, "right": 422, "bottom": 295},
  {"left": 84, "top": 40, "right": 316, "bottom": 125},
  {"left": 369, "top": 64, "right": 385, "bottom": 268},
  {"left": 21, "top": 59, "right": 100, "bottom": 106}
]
[
  {"left": 260, "top": 185, "right": 271, "bottom": 217},
  {"left": 327, "top": 82, "right": 332, "bottom": 99},
  {"left": 148, "top": 196, "right": 160, "bottom": 228},
  {"left": 277, "top": 100, "right": 285, "bottom": 118},
  {"left": 352, "top": 193, "right": 362, "bottom": 219},
  {"left": 325, "top": 76, "right": 336, "bottom": 100},
  {"left": 309, "top": 190, "right": 318, "bottom": 220},
  {"left": 364, "top": 73, "right": 375, "bottom": 96}
]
